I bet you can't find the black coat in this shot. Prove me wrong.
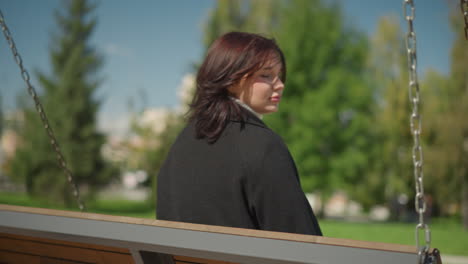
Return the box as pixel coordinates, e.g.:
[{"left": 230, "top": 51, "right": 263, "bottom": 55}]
[{"left": 157, "top": 110, "right": 322, "bottom": 236}]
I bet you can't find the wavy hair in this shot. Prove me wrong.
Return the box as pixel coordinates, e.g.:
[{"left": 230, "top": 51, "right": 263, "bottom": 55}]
[{"left": 188, "top": 32, "right": 286, "bottom": 143}]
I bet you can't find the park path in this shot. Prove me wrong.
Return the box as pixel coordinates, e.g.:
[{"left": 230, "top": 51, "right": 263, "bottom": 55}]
[{"left": 444, "top": 255, "right": 468, "bottom": 264}]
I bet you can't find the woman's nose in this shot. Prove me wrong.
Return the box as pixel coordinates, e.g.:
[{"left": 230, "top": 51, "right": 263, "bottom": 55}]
[{"left": 274, "top": 78, "right": 284, "bottom": 91}]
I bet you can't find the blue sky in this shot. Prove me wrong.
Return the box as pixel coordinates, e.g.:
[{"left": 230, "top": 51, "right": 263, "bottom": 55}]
[{"left": 0, "top": 0, "right": 455, "bottom": 136}]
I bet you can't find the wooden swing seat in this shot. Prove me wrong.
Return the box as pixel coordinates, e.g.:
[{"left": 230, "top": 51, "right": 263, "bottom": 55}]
[{"left": 0, "top": 204, "right": 423, "bottom": 264}]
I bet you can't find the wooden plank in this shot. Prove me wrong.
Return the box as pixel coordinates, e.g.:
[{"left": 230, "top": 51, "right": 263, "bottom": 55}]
[
  {"left": 0, "top": 250, "right": 41, "bottom": 264},
  {"left": 0, "top": 233, "right": 130, "bottom": 254},
  {"left": 29, "top": 257, "right": 88, "bottom": 264},
  {"left": 0, "top": 233, "right": 134, "bottom": 264},
  {"left": 0, "top": 204, "right": 420, "bottom": 264}
]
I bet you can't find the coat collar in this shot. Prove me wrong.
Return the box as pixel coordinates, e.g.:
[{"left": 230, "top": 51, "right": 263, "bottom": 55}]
[
  {"left": 232, "top": 107, "right": 268, "bottom": 129},
  {"left": 229, "top": 97, "right": 267, "bottom": 129}
]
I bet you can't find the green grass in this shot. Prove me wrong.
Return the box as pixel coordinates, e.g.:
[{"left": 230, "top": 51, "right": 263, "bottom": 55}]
[
  {"left": 0, "top": 192, "right": 155, "bottom": 218},
  {"left": 320, "top": 219, "right": 468, "bottom": 256},
  {"left": 1, "top": 192, "right": 467, "bottom": 256},
  {"left": 0, "top": 191, "right": 64, "bottom": 209},
  {"left": 87, "top": 198, "right": 155, "bottom": 218}
]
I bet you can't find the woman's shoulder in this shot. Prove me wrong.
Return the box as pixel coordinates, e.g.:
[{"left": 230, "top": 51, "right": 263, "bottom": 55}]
[{"left": 226, "top": 116, "right": 288, "bottom": 154}]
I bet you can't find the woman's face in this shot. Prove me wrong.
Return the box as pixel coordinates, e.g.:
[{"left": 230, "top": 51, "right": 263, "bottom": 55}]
[{"left": 233, "top": 60, "right": 284, "bottom": 115}]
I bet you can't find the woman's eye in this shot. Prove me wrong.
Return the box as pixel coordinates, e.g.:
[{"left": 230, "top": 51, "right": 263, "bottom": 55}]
[{"left": 260, "top": 74, "right": 271, "bottom": 79}]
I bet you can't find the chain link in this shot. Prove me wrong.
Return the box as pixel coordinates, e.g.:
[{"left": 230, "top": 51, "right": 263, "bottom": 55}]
[
  {"left": 403, "top": 1, "right": 431, "bottom": 263},
  {"left": 0, "top": 9, "right": 86, "bottom": 212},
  {"left": 462, "top": 0, "right": 468, "bottom": 40}
]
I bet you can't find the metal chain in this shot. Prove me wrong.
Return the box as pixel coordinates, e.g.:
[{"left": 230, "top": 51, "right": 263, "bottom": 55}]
[
  {"left": 0, "top": 9, "right": 86, "bottom": 212},
  {"left": 403, "top": 1, "right": 431, "bottom": 263},
  {"left": 462, "top": 0, "right": 468, "bottom": 40}
]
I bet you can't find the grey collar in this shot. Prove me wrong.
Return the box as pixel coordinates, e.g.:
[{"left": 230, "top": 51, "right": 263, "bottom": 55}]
[{"left": 230, "top": 97, "right": 263, "bottom": 119}]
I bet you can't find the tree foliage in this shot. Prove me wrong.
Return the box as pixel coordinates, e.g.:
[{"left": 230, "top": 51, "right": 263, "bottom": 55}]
[
  {"left": 364, "top": 16, "right": 414, "bottom": 208},
  {"left": 447, "top": 8, "right": 468, "bottom": 229},
  {"left": 263, "top": 0, "right": 374, "bottom": 203},
  {"left": 368, "top": 9, "right": 468, "bottom": 226},
  {"left": 422, "top": 7, "right": 468, "bottom": 227},
  {"left": 8, "top": 0, "right": 117, "bottom": 206},
  {"left": 203, "top": 0, "right": 281, "bottom": 49}
]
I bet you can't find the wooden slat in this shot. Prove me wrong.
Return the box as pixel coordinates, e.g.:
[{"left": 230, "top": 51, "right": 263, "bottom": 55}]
[
  {"left": 30, "top": 257, "right": 86, "bottom": 264},
  {"left": 0, "top": 250, "right": 41, "bottom": 264},
  {"left": 0, "top": 233, "right": 130, "bottom": 254},
  {"left": 0, "top": 233, "right": 134, "bottom": 264}
]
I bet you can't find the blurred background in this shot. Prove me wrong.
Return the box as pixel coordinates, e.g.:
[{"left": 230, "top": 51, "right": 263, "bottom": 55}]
[{"left": 0, "top": 0, "right": 467, "bottom": 257}]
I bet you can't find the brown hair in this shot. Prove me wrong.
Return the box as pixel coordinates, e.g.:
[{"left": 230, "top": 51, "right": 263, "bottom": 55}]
[{"left": 188, "top": 32, "right": 286, "bottom": 143}]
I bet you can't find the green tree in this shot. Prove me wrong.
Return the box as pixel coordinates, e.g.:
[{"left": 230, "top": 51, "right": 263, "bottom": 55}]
[
  {"left": 9, "top": 0, "right": 117, "bottom": 207},
  {"left": 448, "top": 8, "right": 468, "bottom": 229},
  {"left": 0, "top": 94, "right": 3, "bottom": 135},
  {"left": 365, "top": 16, "right": 414, "bottom": 209},
  {"left": 423, "top": 7, "right": 468, "bottom": 228},
  {"left": 203, "top": 0, "right": 281, "bottom": 50},
  {"left": 264, "top": 0, "right": 375, "bottom": 205},
  {"left": 203, "top": 1, "right": 245, "bottom": 48},
  {"left": 421, "top": 69, "right": 452, "bottom": 216}
]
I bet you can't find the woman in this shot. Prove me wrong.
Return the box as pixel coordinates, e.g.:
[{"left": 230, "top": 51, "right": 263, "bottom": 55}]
[{"left": 157, "top": 32, "right": 322, "bottom": 236}]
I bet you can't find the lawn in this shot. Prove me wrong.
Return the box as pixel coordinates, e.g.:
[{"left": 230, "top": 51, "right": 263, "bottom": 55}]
[
  {"left": 1, "top": 192, "right": 467, "bottom": 256},
  {"left": 320, "top": 218, "right": 468, "bottom": 256}
]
